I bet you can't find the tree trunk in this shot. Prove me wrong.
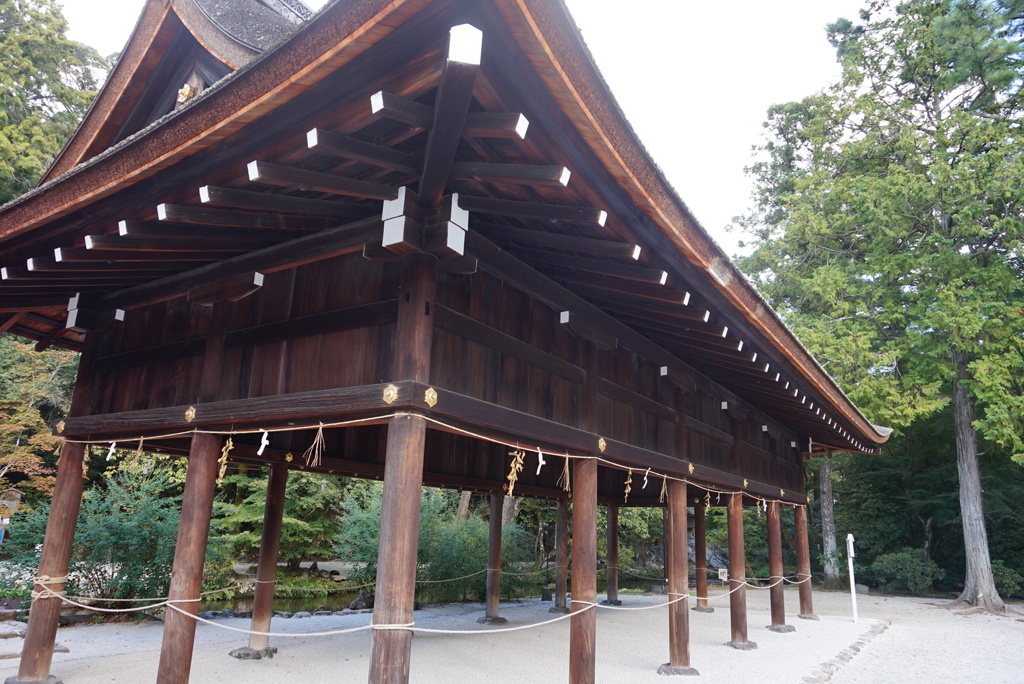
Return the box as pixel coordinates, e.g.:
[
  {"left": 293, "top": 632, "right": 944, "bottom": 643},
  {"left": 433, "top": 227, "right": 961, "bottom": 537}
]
[
  {"left": 950, "top": 349, "right": 1004, "bottom": 611},
  {"left": 501, "top": 495, "right": 520, "bottom": 526},
  {"left": 819, "top": 454, "right": 840, "bottom": 588},
  {"left": 457, "top": 490, "right": 472, "bottom": 520}
]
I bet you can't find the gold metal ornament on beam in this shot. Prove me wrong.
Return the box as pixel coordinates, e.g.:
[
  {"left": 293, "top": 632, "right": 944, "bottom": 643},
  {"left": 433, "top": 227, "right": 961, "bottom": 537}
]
[
  {"left": 184, "top": 406, "right": 196, "bottom": 423},
  {"left": 55, "top": 420, "right": 65, "bottom": 434},
  {"left": 743, "top": 478, "right": 748, "bottom": 488},
  {"left": 688, "top": 462, "right": 695, "bottom": 475},
  {"left": 598, "top": 437, "right": 607, "bottom": 452},
  {"left": 424, "top": 387, "right": 438, "bottom": 407},
  {"left": 382, "top": 384, "right": 399, "bottom": 405}
]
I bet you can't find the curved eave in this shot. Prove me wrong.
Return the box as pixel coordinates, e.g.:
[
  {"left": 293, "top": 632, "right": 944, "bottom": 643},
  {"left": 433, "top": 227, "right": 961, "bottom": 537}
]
[{"left": 491, "top": 0, "right": 890, "bottom": 448}]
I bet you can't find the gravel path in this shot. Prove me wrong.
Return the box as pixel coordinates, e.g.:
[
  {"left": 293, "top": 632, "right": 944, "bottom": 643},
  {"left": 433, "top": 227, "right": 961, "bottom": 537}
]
[{"left": 0, "top": 587, "right": 1020, "bottom": 683}]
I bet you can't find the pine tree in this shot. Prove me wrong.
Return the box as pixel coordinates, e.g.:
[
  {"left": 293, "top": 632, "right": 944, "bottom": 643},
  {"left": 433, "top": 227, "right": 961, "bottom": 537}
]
[{"left": 740, "top": 0, "right": 1024, "bottom": 611}]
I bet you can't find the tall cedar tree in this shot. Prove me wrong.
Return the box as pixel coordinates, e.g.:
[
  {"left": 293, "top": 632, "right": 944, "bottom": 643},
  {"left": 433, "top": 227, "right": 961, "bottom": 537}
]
[
  {"left": 0, "top": 0, "right": 104, "bottom": 203},
  {"left": 739, "top": 0, "right": 1024, "bottom": 611}
]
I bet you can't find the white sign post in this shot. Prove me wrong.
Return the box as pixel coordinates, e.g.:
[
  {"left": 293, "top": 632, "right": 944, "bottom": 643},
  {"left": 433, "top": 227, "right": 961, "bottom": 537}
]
[{"left": 846, "top": 533, "right": 858, "bottom": 623}]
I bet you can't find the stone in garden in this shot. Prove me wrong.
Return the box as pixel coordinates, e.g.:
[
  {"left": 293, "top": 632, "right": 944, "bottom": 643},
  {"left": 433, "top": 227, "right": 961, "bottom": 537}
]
[
  {"left": 349, "top": 589, "right": 374, "bottom": 610},
  {"left": 293, "top": 611, "right": 312, "bottom": 618}
]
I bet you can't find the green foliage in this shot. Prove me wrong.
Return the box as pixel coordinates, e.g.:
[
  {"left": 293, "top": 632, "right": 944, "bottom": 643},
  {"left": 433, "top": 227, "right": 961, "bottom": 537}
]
[
  {"left": 739, "top": 0, "right": 1024, "bottom": 606},
  {"left": 0, "top": 0, "right": 106, "bottom": 202},
  {"left": 871, "top": 548, "right": 944, "bottom": 594},
  {"left": 990, "top": 560, "right": 1024, "bottom": 598},
  {"left": 3, "top": 462, "right": 229, "bottom": 601},
  {"left": 0, "top": 335, "right": 78, "bottom": 496},
  {"left": 215, "top": 468, "right": 347, "bottom": 566},
  {"left": 335, "top": 484, "right": 534, "bottom": 603},
  {"left": 739, "top": 0, "right": 1024, "bottom": 439}
]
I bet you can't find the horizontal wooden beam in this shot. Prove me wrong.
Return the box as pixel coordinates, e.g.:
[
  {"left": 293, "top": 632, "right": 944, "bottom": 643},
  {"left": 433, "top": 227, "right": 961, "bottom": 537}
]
[
  {"left": 434, "top": 305, "right": 584, "bottom": 383},
  {"left": 459, "top": 195, "right": 606, "bottom": 226},
  {"left": 118, "top": 221, "right": 305, "bottom": 243},
  {"left": 56, "top": 381, "right": 421, "bottom": 438},
  {"left": 430, "top": 386, "right": 805, "bottom": 503},
  {"left": 587, "top": 290, "right": 711, "bottom": 324},
  {"left": 451, "top": 162, "right": 570, "bottom": 187},
  {"left": 247, "top": 160, "right": 398, "bottom": 201},
  {"left": 3, "top": 266, "right": 174, "bottom": 282},
  {"left": 199, "top": 185, "right": 368, "bottom": 218},
  {"left": 515, "top": 248, "right": 666, "bottom": 285},
  {"left": 543, "top": 267, "right": 685, "bottom": 305},
  {"left": 465, "top": 231, "right": 678, "bottom": 368},
  {"left": 156, "top": 204, "right": 329, "bottom": 230},
  {"left": 224, "top": 299, "right": 398, "bottom": 349},
  {"left": 596, "top": 377, "right": 675, "bottom": 422},
  {"left": 84, "top": 235, "right": 274, "bottom": 253},
  {"left": 101, "top": 217, "right": 382, "bottom": 311},
  {"left": 187, "top": 272, "right": 264, "bottom": 305},
  {"left": 306, "top": 128, "right": 420, "bottom": 175},
  {"left": 463, "top": 112, "right": 529, "bottom": 139},
  {"left": 474, "top": 222, "right": 639, "bottom": 260},
  {"left": 370, "top": 91, "right": 433, "bottom": 129},
  {"left": 559, "top": 310, "right": 616, "bottom": 350},
  {"left": 27, "top": 257, "right": 200, "bottom": 273},
  {"left": 56, "top": 247, "right": 219, "bottom": 263}
]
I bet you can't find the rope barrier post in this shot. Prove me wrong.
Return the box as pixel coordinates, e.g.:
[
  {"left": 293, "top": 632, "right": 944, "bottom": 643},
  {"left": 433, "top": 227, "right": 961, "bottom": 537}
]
[
  {"left": 794, "top": 504, "right": 818, "bottom": 620},
  {"left": 658, "top": 479, "right": 698, "bottom": 676},
  {"left": 232, "top": 464, "right": 289, "bottom": 659},
  {"left": 601, "top": 504, "right": 621, "bottom": 606},
  {"left": 156, "top": 432, "right": 221, "bottom": 684},
  {"left": 692, "top": 499, "right": 713, "bottom": 614},
  {"left": 726, "top": 492, "right": 757, "bottom": 650},
  {"left": 549, "top": 498, "right": 570, "bottom": 614},
  {"left": 570, "top": 457, "right": 598, "bottom": 684},
  {"left": 478, "top": 492, "right": 507, "bottom": 625},
  {"left": 766, "top": 501, "right": 794, "bottom": 633},
  {"left": 10, "top": 440, "right": 87, "bottom": 684}
]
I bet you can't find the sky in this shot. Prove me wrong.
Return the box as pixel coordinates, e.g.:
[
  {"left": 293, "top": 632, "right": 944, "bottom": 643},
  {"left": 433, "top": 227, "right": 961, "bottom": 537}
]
[{"left": 57, "top": 0, "right": 867, "bottom": 256}]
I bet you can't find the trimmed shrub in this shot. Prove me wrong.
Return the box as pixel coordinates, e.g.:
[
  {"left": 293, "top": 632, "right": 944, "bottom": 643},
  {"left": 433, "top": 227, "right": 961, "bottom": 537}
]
[
  {"left": 870, "top": 548, "right": 943, "bottom": 594},
  {"left": 991, "top": 560, "right": 1024, "bottom": 598}
]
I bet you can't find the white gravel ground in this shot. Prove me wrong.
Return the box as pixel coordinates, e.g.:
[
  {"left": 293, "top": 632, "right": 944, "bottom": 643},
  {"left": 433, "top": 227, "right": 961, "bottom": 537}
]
[{"left": 0, "top": 587, "right": 1020, "bottom": 683}]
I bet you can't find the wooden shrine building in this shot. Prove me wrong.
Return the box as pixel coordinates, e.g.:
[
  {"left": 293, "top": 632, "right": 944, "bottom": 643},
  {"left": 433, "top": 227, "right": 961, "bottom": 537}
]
[{"left": 0, "top": 0, "right": 890, "bottom": 682}]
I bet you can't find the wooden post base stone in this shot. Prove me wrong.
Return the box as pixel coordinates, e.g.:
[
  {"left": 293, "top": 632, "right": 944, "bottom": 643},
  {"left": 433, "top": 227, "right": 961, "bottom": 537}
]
[
  {"left": 657, "top": 664, "right": 700, "bottom": 676},
  {"left": 229, "top": 646, "right": 279, "bottom": 659},
  {"left": 599, "top": 599, "right": 622, "bottom": 606},
  {"left": 725, "top": 640, "right": 758, "bottom": 651},
  {"left": 798, "top": 613, "right": 820, "bottom": 621},
  {"left": 4, "top": 677, "right": 63, "bottom": 684},
  {"left": 548, "top": 606, "right": 570, "bottom": 614},
  {"left": 766, "top": 624, "right": 796, "bottom": 633},
  {"left": 476, "top": 616, "right": 508, "bottom": 625},
  {"left": 691, "top": 606, "right": 714, "bottom": 613}
]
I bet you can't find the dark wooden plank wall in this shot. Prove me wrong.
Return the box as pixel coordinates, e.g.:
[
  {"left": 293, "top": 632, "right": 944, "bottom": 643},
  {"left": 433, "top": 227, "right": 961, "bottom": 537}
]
[{"left": 84, "top": 254, "right": 803, "bottom": 491}]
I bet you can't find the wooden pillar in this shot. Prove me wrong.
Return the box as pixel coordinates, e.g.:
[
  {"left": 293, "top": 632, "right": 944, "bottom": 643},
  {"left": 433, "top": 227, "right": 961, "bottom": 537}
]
[
  {"left": 658, "top": 480, "right": 698, "bottom": 675},
  {"left": 12, "top": 441, "right": 87, "bottom": 684},
  {"left": 368, "top": 415, "right": 427, "bottom": 683},
  {"left": 369, "top": 251, "right": 436, "bottom": 684},
  {"left": 602, "top": 504, "right": 621, "bottom": 605},
  {"left": 794, "top": 504, "right": 818, "bottom": 619},
  {"left": 766, "top": 501, "right": 794, "bottom": 633},
  {"left": 478, "top": 492, "right": 507, "bottom": 624},
  {"left": 156, "top": 432, "right": 222, "bottom": 683},
  {"left": 692, "top": 500, "right": 712, "bottom": 613},
  {"left": 231, "top": 464, "right": 289, "bottom": 658},
  {"left": 14, "top": 328, "right": 99, "bottom": 684},
  {"left": 550, "top": 498, "right": 570, "bottom": 614},
  {"left": 726, "top": 492, "right": 756, "bottom": 650},
  {"left": 570, "top": 458, "right": 598, "bottom": 684}
]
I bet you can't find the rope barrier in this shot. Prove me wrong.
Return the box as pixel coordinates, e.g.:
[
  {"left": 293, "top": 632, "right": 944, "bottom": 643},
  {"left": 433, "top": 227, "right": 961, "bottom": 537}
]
[{"left": 62, "top": 411, "right": 807, "bottom": 512}]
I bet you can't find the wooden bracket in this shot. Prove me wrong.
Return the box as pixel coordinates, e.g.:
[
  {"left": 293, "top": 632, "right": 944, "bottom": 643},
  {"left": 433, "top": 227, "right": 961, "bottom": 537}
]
[
  {"left": 559, "top": 311, "right": 616, "bottom": 350},
  {"left": 188, "top": 272, "right": 265, "bottom": 305}
]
